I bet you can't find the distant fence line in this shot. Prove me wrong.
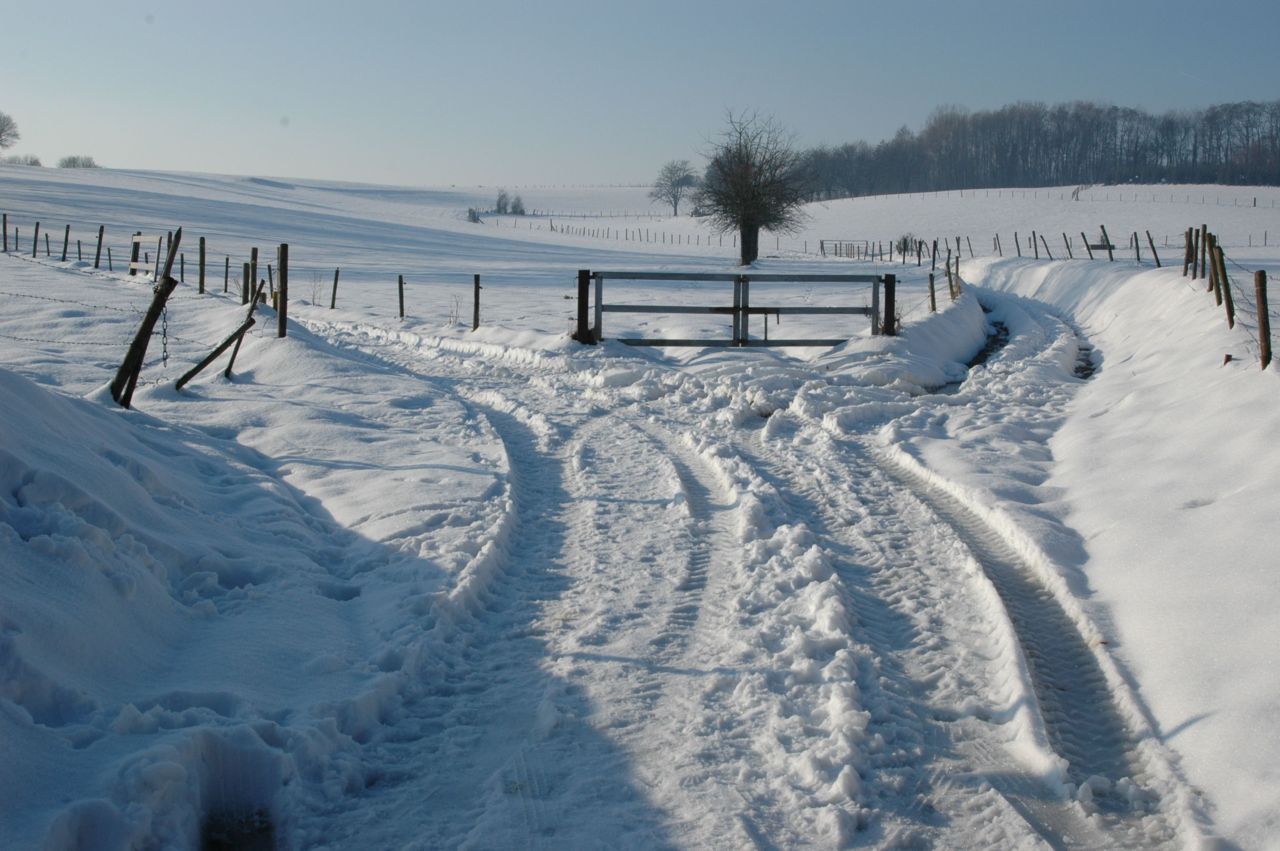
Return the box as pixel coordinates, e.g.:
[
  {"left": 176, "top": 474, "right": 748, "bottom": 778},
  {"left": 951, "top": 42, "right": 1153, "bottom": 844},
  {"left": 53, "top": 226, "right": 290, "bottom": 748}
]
[{"left": 2, "top": 207, "right": 1274, "bottom": 376}]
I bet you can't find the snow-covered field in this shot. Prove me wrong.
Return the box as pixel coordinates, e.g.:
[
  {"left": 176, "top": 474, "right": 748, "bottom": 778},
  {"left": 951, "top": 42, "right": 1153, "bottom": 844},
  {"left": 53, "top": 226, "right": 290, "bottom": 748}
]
[{"left": 2, "top": 165, "right": 1278, "bottom": 849}]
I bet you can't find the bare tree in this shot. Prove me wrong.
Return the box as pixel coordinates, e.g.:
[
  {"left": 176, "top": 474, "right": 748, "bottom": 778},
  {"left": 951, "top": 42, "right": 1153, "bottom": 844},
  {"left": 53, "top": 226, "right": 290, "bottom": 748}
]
[
  {"left": 648, "top": 159, "right": 697, "bottom": 216},
  {"left": 0, "top": 112, "right": 18, "bottom": 149},
  {"left": 698, "top": 112, "right": 809, "bottom": 265}
]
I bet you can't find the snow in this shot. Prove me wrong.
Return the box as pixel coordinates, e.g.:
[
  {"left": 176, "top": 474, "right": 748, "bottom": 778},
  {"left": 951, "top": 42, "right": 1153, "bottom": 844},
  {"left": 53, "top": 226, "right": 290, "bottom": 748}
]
[{"left": 1, "top": 163, "right": 1278, "bottom": 849}]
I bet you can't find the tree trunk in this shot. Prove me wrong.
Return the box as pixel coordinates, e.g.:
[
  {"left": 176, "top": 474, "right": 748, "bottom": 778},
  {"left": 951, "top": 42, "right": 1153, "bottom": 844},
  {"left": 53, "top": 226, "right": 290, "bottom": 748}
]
[{"left": 740, "top": 227, "right": 759, "bottom": 265}]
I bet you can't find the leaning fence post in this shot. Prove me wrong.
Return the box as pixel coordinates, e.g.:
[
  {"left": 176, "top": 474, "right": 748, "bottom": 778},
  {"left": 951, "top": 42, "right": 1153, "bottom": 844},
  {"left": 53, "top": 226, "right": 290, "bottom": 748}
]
[
  {"left": 61, "top": 224, "right": 70, "bottom": 261},
  {"left": 1146, "top": 231, "right": 1161, "bottom": 268},
  {"left": 1081, "top": 232, "right": 1094, "bottom": 260},
  {"left": 1215, "top": 245, "right": 1233, "bottom": 328},
  {"left": 1100, "top": 225, "right": 1115, "bottom": 262},
  {"left": 473, "top": 274, "right": 481, "bottom": 331},
  {"left": 1256, "top": 271, "right": 1271, "bottom": 369},
  {"left": 111, "top": 228, "right": 182, "bottom": 409},
  {"left": 330, "top": 268, "right": 339, "bottom": 309},
  {"left": 32, "top": 221, "right": 39, "bottom": 258},
  {"left": 94, "top": 225, "right": 104, "bottom": 268},
  {"left": 1207, "top": 235, "right": 1223, "bottom": 305}
]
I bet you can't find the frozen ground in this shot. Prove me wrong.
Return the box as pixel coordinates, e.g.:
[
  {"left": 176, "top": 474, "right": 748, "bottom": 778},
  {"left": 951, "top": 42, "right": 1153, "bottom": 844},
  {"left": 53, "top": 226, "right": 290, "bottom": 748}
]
[{"left": 1, "top": 166, "right": 1278, "bottom": 849}]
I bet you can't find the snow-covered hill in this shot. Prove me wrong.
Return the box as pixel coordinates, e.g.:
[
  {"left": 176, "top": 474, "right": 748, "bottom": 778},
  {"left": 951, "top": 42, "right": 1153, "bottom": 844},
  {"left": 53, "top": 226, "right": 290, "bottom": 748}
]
[{"left": 1, "top": 165, "right": 1278, "bottom": 849}]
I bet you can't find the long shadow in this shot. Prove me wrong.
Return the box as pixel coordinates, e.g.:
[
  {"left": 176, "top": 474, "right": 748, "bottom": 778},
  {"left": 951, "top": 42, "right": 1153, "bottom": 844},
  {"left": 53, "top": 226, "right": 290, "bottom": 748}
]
[{"left": 2, "top": 334, "right": 673, "bottom": 848}]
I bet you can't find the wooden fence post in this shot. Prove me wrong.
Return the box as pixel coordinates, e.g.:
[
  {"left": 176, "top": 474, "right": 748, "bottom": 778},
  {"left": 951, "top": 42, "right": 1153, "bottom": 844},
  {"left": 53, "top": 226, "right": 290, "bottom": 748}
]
[
  {"left": 1192, "top": 222, "right": 1203, "bottom": 278},
  {"left": 45, "top": 232, "right": 51, "bottom": 257},
  {"left": 1215, "top": 245, "right": 1233, "bottom": 328},
  {"left": 1063, "top": 233, "right": 1073, "bottom": 258},
  {"left": 1100, "top": 225, "right": 1115, "bottom": 261},
  {"left": 1256, "top": 271, "right": 1271, "bottom": 369},
  {"left": 1183, "top": 228, "right": 1193, "bottom": 276},
  {"left": 574, "top": 269, "right": 592, "bottom": 343},
  {"left": 966, "top": 236, "right": 974, "bottom": 258},
  {"left": 1146, "top": 231, "right": 1161, "bottom": 268},
  {"left": 2, "top": 213, "right": 6, "bottom": 252},
  {"left": 473, "top": 274, "right": 481, "bottom": 331},
  {"left": 77, "top": 240, "right": 82, "bottom": 261},
  {"left": 198, "top": 236, "right": 206, "bottom": 294},
  {"left": 883, "top": 274, "right": 896, "bottom": 336},
  {"left": 1014, "top": 231, "right": 1021, "bottom": 257},
  {"left": 32, "top": 221, "right": 39, "bottom": 257},
  {"left": 1208, "top": 235, "right": 1223, "bottom": 305},
  {"left": 242, "top": 262, "right": 250, "bottom": 305},
  {"left": 1040, "top": 233, "right": 1053, "bottom": 260},
  {"left": 277, "top": 243, "right": 288, "bottom": 337},
  {"left": 330, "top": 268, "right": 339, "bottom": 309},
  {"left": 110, "top": 229, "right": 182, "bottom": 409},
  {"left": 398, "top": 274, "right": 405, "bottom": 319},
  {"left": 61, "top": 224, "right": 70, "bottom": 261},
  {"left": 928, "top": 273, "right": 937, "bottom": 313},
  {"left": 129, "top": 231, "right": 141, "bottom": 275},
  {"left": 224, "top": 256, "right": 230, "bottom": 293},
  {"left": 995, "top": 233, "right": 1002, "bottom": 256},
  {"left": 94, "top": 225, "right": 104, "bottom": 269},
  {"left": 1032, "top": 230, "right": 1039, "bottom": 259},
  {"left": 250, "top": 247, "right": 258, "bottom": 298},
  {"left": 108, "top": 247, "right": 113, "bottom": 271}
]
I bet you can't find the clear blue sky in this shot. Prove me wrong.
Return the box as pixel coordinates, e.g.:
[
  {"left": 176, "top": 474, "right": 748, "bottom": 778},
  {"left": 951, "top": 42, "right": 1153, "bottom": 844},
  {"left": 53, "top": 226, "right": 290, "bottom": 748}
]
[{"left": 5, "top": 0, "right": 1277, "bottom": 187}]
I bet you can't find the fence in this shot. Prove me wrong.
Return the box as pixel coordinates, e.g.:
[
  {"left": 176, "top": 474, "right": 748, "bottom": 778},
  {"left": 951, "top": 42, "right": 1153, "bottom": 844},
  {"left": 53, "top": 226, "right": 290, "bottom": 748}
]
[{"left": 572, "top": 270, "right": 895, "bottom": 347}]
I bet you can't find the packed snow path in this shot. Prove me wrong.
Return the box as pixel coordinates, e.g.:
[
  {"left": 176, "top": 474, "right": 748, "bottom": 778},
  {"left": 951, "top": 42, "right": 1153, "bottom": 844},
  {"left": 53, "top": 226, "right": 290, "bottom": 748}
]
[{"left": 285, "top": 304, "right": 1192, "bottom": 848}]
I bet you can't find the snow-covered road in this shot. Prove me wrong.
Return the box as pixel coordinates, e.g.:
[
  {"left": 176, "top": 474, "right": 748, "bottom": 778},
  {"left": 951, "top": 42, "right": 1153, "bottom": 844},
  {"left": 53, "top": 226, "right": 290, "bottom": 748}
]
[{"left": 5, "top": 169, "right": 1278, "bottom": 848}]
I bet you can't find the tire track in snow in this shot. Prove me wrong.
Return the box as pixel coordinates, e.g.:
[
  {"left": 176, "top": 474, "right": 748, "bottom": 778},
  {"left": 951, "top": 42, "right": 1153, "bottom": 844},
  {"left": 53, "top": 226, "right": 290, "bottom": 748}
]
[
  {"left": 550, "top": 416, "right": 763, "bottom": 846},
  {"left": 302, "top": 399, "right": 673, "bottom": 848},
  {"left": 730, "top": 426, "right": 1089, "bottom": 849},
  {"left": 878, "top": 452, "right": 1180, "bottom": 846}
]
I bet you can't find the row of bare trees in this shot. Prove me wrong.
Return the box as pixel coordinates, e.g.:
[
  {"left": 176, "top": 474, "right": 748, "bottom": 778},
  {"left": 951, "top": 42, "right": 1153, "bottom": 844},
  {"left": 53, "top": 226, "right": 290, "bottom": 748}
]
[{"left": 803, "top": 100, "right": 1280, "bottom": 199}]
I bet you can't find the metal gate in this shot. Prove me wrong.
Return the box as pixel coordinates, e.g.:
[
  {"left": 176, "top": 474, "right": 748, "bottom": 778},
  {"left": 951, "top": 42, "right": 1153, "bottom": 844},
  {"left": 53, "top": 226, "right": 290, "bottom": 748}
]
[{"left": 572, "top": 270, "right": 895, "bottom": 346}]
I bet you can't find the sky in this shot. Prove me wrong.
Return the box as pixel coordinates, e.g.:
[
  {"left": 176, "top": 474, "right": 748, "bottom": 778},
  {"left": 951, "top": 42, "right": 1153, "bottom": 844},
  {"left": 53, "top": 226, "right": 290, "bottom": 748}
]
[{"left": 3, "top": 0, "right": 1278, "bottom": 188}]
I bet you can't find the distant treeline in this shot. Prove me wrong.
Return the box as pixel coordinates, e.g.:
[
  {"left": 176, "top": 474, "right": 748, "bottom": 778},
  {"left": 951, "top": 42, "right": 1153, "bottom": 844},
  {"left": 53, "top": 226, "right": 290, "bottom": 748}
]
[{"left": 801, "top": 100, "right": 1280, "bottom": 198}]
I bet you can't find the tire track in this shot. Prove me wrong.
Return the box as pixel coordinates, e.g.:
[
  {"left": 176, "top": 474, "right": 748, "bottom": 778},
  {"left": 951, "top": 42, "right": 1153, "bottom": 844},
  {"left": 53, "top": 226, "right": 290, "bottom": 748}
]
[
  {"left": 879, "top": 451, "right": 1181, "bottom": 847},
  {"left": 730, "top": 425, "right": 1092, "bottom": 848}
]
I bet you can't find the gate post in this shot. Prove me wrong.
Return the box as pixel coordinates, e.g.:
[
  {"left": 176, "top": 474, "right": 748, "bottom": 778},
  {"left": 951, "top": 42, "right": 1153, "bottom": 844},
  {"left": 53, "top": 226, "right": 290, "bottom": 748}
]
[
  {"left": 740, "top": 275, "right": 750, "bottom": 346},
  {"left": 573, "top": 269, "right": 595, "bottom": 344},
  {"left": 871, "top": 276, "right": 881, "bottom": 335},
  {"left": 732, "top": 276, "right": 743, "bottom": 345},
  {"left": 883, "top": 273, "right": 897, "bottom": 336}
]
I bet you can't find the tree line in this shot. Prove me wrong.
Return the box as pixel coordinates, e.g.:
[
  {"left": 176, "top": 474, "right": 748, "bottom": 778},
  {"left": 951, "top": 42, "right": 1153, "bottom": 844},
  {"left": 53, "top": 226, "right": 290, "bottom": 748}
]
[{"left": 802, "top": 99, "right": 1280, "bottom": 200}]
